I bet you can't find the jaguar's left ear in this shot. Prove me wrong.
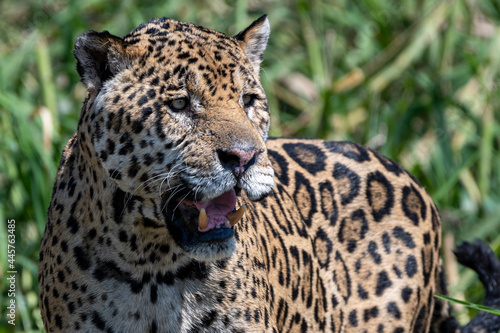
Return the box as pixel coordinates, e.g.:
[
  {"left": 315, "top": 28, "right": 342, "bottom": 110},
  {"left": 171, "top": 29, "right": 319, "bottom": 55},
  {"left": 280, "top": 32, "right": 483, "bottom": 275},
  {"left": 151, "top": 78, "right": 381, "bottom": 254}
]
[{"left": 234, "top": 14, "right": 270, "bottom": 74}]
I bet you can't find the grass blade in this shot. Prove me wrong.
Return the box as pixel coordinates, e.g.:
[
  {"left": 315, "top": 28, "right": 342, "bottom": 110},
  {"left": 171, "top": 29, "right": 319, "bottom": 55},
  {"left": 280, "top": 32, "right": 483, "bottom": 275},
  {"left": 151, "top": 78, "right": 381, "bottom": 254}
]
[{"left": 435, "top": 294, "right": 500, "bottom": 316}]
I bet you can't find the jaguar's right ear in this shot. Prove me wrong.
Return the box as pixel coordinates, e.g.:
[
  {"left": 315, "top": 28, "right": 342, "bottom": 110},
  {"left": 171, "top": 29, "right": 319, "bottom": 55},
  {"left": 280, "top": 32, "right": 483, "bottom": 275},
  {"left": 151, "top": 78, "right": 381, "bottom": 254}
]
[{"left": 74, "top": 31, "right": 129, "bottom": 92}]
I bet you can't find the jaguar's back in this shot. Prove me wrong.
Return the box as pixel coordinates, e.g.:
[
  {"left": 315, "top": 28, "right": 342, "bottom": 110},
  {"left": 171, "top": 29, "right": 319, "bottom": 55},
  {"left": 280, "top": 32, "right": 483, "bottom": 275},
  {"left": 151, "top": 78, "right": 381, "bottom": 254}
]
[{"left": 246, "top": 137, "right": 441, "bottom": 332}]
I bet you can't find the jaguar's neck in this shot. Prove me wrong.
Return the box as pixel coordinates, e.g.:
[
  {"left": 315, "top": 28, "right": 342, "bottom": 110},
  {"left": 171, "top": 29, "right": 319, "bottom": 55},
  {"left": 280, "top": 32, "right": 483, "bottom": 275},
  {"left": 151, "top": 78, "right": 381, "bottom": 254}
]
[{"left": 55, "top": 132, "right": 188, "bottom": 274}]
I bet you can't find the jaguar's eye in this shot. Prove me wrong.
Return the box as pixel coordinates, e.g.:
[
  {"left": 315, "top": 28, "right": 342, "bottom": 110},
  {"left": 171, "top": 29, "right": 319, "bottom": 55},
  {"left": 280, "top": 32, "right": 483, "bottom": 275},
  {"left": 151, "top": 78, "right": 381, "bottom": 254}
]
[
  {"left": 242, "top": 94, "right": 254, "bottom": 107},
  {"left": 170, "top": 98, "right": 189, "bottom": 111}
]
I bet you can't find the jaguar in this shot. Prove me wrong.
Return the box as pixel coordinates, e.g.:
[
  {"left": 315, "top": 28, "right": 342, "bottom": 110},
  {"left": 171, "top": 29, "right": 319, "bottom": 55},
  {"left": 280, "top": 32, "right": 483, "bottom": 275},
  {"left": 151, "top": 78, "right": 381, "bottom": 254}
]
[{"left": 39, "top": 15, "right": 500, "bottom": 332}]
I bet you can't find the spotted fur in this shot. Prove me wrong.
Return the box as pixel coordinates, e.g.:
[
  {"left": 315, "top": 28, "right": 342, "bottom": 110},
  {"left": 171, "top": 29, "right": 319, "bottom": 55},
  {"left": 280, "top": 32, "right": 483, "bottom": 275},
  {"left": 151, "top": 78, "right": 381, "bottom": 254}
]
[{"left": 39, "top": 16, "right": 500, "bottom": 333}]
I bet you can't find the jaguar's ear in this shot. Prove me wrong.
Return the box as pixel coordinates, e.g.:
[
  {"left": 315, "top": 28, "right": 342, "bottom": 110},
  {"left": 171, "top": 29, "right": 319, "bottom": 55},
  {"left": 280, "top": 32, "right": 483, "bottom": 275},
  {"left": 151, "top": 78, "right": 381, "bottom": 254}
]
[
  {"left": 74, "top": 30, "right": 129, "bottom": 92},
  {"left": 234, "top": 14, "right": 270, "bottom": 75}
]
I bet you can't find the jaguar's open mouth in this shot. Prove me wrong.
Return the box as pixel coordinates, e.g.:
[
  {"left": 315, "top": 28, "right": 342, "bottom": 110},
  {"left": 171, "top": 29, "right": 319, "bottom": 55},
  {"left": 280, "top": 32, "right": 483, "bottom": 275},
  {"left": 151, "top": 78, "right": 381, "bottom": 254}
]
[{"left": 172, "top": 188, "right": 246, "bottom": 244}]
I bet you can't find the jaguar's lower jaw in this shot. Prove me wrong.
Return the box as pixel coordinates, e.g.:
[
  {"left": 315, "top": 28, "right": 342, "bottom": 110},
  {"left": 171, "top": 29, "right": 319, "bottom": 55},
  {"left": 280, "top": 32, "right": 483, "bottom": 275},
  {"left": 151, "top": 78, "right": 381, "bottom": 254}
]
[{"left": 171, "top": 214, "right": 237, "bottom": 261}]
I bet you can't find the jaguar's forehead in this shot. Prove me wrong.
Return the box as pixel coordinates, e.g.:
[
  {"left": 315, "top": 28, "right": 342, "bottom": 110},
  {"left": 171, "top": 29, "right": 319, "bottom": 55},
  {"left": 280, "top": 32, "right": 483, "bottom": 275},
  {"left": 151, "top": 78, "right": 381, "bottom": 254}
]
[{"left": 123, "top": 17, "right": 242, "bottom": 57}]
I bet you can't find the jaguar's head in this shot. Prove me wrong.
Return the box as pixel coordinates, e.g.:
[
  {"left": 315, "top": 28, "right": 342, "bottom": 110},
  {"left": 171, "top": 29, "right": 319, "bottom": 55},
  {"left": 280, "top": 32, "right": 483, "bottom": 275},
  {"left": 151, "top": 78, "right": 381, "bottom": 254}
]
[{"left": 73, "top": 16, "right": 274, "bottom": 261}]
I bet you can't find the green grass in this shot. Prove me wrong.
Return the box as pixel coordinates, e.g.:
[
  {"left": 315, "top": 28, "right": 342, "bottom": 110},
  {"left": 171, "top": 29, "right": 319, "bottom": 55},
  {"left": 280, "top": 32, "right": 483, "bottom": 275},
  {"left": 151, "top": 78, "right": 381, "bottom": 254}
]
[
  {"left": 1, "top": 0, "right": 499, "bottom": 331},
  {"left": 435, "top": 294, "right": 500, "bottom": 316}
]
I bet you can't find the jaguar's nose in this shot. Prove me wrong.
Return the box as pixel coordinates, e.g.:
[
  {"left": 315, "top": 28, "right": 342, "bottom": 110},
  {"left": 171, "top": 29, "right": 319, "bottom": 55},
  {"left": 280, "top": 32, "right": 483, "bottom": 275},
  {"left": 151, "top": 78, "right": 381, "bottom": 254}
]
[{"left": 217, "top": 147, "right": 259, "bottom": 177}]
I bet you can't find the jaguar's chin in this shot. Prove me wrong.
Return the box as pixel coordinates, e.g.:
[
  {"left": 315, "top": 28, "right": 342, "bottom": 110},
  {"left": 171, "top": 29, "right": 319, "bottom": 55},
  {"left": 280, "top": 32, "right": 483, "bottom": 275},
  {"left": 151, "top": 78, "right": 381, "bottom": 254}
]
[
  {"left": 182, "top": 235, "right": 236, "bottom": 262},
  {"left": 165, "top": 188, "right": 245, "bottom": 261}
]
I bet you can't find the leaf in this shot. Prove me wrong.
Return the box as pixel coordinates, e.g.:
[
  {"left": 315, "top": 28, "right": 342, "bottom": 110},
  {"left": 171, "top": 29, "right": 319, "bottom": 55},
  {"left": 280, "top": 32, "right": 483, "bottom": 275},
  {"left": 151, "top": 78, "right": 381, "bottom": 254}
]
[{"left": 434, "top": 294, "right": 500, "bottom": 316}]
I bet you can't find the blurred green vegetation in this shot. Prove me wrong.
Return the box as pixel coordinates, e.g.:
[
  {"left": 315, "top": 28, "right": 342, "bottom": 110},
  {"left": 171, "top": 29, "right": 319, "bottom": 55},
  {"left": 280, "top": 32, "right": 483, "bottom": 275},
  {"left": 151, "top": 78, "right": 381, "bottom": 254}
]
[{"left": 1, "top": 0, "right": 499, "bottom": 331}]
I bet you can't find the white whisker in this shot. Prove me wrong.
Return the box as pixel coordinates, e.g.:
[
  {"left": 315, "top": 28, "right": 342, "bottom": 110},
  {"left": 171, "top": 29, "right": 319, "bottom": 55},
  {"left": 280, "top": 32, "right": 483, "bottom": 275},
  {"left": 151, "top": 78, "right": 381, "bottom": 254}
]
[
  {"left": 171, "top": 191, "right": 192, "bottom": 219},
  {"left": 161, "top": 185, "right": 186, "bottom": 214}
]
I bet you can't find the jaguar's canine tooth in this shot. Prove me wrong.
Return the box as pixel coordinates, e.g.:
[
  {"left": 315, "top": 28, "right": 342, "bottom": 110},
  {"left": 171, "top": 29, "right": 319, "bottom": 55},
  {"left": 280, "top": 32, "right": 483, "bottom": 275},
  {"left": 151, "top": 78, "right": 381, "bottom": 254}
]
[
  {"left": 227, "top": 205, "right": 246, "bottom": 227},
  {"left": 198, "top": 208, "right": 208, "bottom": 229}
]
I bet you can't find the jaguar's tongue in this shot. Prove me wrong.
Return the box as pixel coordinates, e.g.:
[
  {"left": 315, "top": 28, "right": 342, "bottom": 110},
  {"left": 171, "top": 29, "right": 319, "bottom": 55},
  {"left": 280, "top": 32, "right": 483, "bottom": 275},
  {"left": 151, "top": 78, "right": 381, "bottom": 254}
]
[{"left": 194, "top": 189, "right": 245, "bottom": 232}]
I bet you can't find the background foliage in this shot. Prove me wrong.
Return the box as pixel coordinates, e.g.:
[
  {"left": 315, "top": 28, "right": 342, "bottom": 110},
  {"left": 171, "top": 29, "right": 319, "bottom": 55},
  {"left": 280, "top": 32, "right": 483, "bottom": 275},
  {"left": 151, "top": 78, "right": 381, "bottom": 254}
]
[{"left": 1, "top": 0, "right": 499, "bottom": 331}]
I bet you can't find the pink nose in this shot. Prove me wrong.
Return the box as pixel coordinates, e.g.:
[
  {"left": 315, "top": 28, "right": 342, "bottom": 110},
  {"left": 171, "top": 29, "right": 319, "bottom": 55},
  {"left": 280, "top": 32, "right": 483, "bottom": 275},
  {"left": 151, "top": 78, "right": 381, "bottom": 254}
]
[{"left": 217, "top": 148, "right": 259, "bottom": 177}]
